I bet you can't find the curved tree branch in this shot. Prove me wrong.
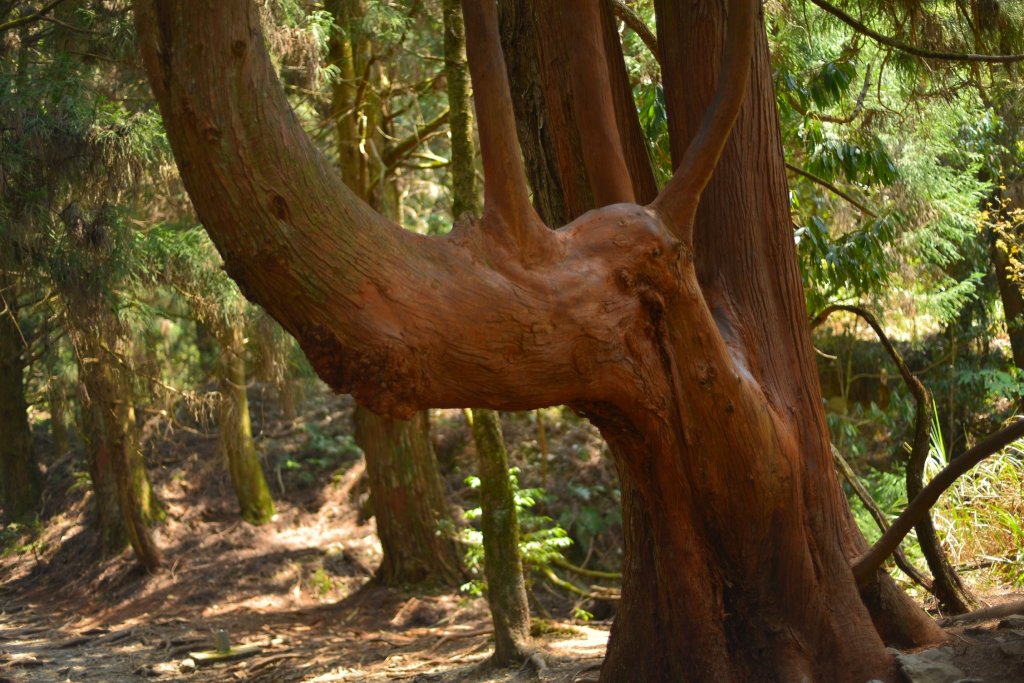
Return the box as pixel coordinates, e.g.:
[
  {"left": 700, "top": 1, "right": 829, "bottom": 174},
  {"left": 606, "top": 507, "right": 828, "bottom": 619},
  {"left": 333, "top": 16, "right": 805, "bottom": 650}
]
[
  {"left": 812, "top": 305, "right": 976, "bottom": 610},
  {"left": 461, "top": 0, "right": 551, "bottom": 259},
  {"left": 650, "top": 0, "right": 757, "bottom": 238},
  {"left": 831, "top": 443, "right": 934, "bottom": 594},
  {"left": 133, "top": 0, "right": 674, "bottom": 421},
  {"left": 808, "top": 0, "right": 1024, "bottom": 64},
  {"left": 785, "top": 163, "right": 877, "bottom": 217},
  {"left": 853, "top": 417, "right": 1024, "bottom": 583},
  {"left": 0, "top": 0, "right": 66, "bottom": 34},
  {"left": 611, "top": 0, "right": 658, "bottom": 59}
]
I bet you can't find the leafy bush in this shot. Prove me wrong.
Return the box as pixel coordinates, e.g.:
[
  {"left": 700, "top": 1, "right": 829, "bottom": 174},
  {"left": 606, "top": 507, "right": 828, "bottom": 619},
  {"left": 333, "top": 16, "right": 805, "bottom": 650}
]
[{"left": 459, "top": 468, "right": 572, "bottom": 596}]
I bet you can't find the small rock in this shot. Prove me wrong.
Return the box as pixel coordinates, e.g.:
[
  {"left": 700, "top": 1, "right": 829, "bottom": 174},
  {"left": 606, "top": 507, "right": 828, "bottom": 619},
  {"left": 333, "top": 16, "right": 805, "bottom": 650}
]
[
  {"left": 998, "top": 636, "right": 1024, "bottom": 658},
  {"left": 997, "top": 614, "right": 1024, "bottom": 630},
  {"left": 179, "top": 658, "right": 197, "bottom": 674},
  {"left": 896, "top": 647, "right": 968, "bottom": 683}
]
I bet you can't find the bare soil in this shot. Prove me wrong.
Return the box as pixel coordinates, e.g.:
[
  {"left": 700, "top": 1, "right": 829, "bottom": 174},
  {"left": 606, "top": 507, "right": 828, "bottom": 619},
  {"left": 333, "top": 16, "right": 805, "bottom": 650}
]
[{"left": 0, "top": 388, "right": 612, "bottom": 682}]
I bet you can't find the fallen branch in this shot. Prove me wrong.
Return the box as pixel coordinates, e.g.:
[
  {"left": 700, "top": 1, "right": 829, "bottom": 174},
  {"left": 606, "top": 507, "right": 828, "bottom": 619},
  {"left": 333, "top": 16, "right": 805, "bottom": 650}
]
[
  {"left": 941, "top": 598, "right": 1024, "bottom": 626},
  {"left": 539, "top": 565, "right": 619, "bottom": 601},
  {"left": 551, "top": 556, "right": 621, "bottom": 581}
]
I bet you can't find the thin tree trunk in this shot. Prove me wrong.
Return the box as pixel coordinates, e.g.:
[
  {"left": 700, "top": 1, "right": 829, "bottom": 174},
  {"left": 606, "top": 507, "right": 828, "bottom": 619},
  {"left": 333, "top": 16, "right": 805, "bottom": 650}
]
[
  {"left": 49, "top": 380, "right": 69, "bottom": 458},
  {"left": 991, "top": 239, "right": 1024, "bottom": 367},
  {"left": 466, "top": 409, "right": 530, "bottom": 662},
  {"left": 77, "top": 339, "right": 163, "bottom": 570},
  {"left": 447, "top": 0, "right": 530, "bottom": 660},
  {"left": 0, "top": 280, "right": 42, "bottom": 520},
  {"left": 216, "top": 326, "right": 275, "bottom": 525}
]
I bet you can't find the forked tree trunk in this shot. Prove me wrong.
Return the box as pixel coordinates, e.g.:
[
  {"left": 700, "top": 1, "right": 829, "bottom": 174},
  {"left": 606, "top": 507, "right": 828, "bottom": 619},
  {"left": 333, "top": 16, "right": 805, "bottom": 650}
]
[
  {"left": 0, "top": 281, "right": 42, "bottom": 520},
  {"left": 135, "top": 1, "right": 945, "bottom": 679},
  {"left": 354, "top": 407, "right": 463, "bottom": 586},
  {"left": 501, "top": 1, "right": 942, "bottom": 679},
  {"left": 215, "top": 325, "right": 275, "bottom": 525},
  {"left": 446, "top": 0, "right": 531, "bottom": 662}
]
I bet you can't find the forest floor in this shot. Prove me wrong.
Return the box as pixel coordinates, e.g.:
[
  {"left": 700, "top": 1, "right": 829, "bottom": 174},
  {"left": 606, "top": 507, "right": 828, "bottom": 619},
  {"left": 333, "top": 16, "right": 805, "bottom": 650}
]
[
  {"left": 0, "top": 387, "right": 616, "bottom": 682},
  {"left": 2, "top": 385, "right": 1024, "bottom": 682}
]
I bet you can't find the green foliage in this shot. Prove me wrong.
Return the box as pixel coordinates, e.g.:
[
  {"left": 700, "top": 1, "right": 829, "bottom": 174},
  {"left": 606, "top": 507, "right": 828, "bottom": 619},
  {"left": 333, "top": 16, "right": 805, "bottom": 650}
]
[
  {"left": 1, "top": 517, "right": 44, "bottom": 558},
  {"left": 275, "top": 425, "right": 363, "bottom": 488},
  {"left": 460, "top": 468, "right": 572, "bottom": 596},
  {"left": 927, "top": 417, "right": 1024, "bottom": 588},
  {"left": 634, "top": 83, "right": 672, "bottom": 186}
]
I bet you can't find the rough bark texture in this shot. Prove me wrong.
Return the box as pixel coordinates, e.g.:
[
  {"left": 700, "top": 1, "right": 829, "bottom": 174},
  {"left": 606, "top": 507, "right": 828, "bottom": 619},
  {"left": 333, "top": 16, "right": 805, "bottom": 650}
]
[
  {"left": 354, "top": 407, "right": 462, "bottom": 586},
  {"left": 77, "top": 339, "right": 163, "bottom": 570},
  {"left": 134, "top": 0, "right": 944, "bottom": 679},
  {"left": 507, "top": 1, "right": 940, "bottom": 678},
  {"left": 0, "top": 281, "right": 42, "bottom": 521},
  {"left": 467, "top": 409, "right": 530, "bottom": 663},
  {"left": 216, "top": 325, "right": 275, "bottom": 525}
]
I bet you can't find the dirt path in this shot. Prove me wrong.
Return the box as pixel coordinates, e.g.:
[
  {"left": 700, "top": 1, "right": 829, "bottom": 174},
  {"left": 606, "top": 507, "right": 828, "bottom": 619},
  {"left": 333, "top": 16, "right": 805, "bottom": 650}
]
[{"left": 0, "top": 583, "right": 609, "bottom": 682}]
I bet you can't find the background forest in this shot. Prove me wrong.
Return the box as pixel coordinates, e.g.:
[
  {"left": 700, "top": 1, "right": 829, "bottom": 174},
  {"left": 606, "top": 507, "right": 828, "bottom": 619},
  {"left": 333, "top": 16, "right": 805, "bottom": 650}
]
[{"left": 3, "top": 0, "right": 1024, "bottom": 680}]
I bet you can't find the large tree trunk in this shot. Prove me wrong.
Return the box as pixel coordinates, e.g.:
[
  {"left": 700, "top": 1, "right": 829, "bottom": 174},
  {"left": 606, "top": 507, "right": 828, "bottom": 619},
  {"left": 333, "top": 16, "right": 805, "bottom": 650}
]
[
  {"left": 0, "top": 279, "right": 42, "bottom": 521},
  {"left": 135, "top": 1, "right": 944, "bottom": 678},
  {"left": 215, "top": 325, "right": 275, "bottom": 525},
  {"left": 502, "top": 1, "right": 942, "bottom": 678},
  {"left": 354, "top": 407, "right": 463, "bottom": 586}
]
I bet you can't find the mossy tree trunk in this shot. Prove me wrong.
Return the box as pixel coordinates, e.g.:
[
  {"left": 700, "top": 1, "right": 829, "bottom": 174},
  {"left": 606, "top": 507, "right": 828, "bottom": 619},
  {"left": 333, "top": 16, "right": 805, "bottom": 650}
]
[
  {"left": 215, "top": 325, "right": 275, "bottom": 525},
  {"left": 0, "top": 277, "right": 42, "bottom": 521},
  {"left": 466, "top": 409, "right": 531, "bottom": 662},
  {"left": 77, "top": 336, "right": 163, "bottom": 571},
  {"left": 446, "top": 0, "right": 530, "bottom": 661}
]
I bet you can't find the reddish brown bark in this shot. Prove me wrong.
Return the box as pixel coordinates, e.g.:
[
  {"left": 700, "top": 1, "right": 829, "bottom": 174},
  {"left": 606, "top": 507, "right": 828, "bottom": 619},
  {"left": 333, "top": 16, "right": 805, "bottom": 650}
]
[{"left": 134, "top": 0, "right": 943, "bottom": 679}]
